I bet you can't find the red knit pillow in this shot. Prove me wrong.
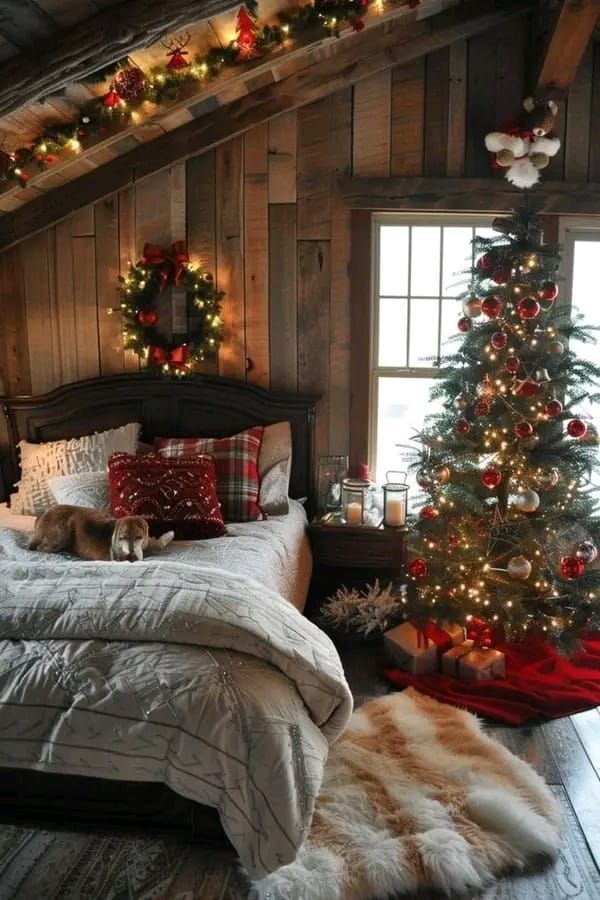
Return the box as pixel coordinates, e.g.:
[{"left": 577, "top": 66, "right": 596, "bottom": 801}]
[
  {"left": 108, "top": 452, "right": 226, "bottom": 540},
  {"left": 154, "top": 426, "right": 264, "bottom": 522}
]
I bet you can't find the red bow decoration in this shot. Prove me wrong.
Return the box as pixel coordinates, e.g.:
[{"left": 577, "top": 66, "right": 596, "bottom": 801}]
[
  {"left": 138, "top": 241, "right": 189, "bottom": 291},
  {"left": 148, "top": 344, "right": 190, "bottom": 371},
  {"left": 466, "top": 616, "right": 493, "bottom": 649},
  {"left": 411, "top": 618, "right": 453, "bottom": 655}
]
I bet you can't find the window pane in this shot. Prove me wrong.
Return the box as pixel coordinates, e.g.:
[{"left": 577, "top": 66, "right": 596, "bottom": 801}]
[
  {"left": 380, "top": 226, "right": 409, "bottom": 296},
  {"left": 442, "top": 227, "right": 473, "bottom": 295},
  {"left": 410, "top": 227, "right": 440, "bottom": 296},
  {"left": 440, "top": 297, "right": 460, "bottom": 349},
  {"left": 378, "top": 297, "right": 408, "bottom": 366},
  {"left": 408, "top": 297, "right": 439, "bottom": 366}
]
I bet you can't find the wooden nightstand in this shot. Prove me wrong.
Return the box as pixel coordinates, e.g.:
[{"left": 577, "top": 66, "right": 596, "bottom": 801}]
[{"left": 306, "top": 521, "right": 408, "bottom": 619}]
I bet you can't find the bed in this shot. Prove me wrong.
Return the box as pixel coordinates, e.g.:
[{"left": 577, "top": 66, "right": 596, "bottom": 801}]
[{"left": 0, "top": 373, "right": 353, "bottom": 879}]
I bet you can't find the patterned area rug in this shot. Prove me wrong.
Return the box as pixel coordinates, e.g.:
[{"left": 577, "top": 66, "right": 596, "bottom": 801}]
[{"left": 0, "top": 689, "right": 562, "bottom": 900}]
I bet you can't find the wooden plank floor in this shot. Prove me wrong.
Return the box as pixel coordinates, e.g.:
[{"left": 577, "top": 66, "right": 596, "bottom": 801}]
[{"left": 336, "top": 642, "right": 600, "bottom": 900}]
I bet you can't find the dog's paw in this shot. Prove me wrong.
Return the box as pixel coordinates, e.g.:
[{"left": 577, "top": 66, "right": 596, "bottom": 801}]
[{"left": 157, "top": 530, "right": 175, "bottom": 549}]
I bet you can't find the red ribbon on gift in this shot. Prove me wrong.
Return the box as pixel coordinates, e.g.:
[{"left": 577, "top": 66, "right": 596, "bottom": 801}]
[
  {"left": 411, "top": 618, "right": 454, "bottom": 655},
  {"left": 138, "top": 241, "right": 189, "bottom": 291},
  {"left": 148, "top": 344, "right": 189, "bottom": 371},
  {"left": 466, "top": 616, "right": 493, "bottom": 649}
]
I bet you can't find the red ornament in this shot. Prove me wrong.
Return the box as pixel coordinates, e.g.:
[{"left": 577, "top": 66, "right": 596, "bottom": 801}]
[
  {"left": 476, "top": 252, "right": 494, "bottom": 271},
  {"left": 515, "top": 420, "right": 534, "bottom": 439},
  {"left": 517, "top": 296, "right": 541, "bottom": 320},
  {"left": 350, "top": 15, "right": 365, "bottom": 31},
  {"left": 539, "top": 281, "right": 559, "bottom": 302},
  {"left": 481, "top": 295, "right": 503, "bottom": 318},
  {"left": 466, "top": 616, "right": 493, "bottom": 649},
  {"left": 544, "top": 399, "right": 563, "bottom": 417},
  {"left": 45, "top": 153, "right": 57, "bottom": 164},
  {"left": 505, "top": 355, "right": 521, "bottom": 374},
  {"left": 474, "top": 399, "right": 491, "bottom": 417},
  {"left": 137, "top": 308, "right": 158, "bottom": 326},
  {"left": 102, "top": 84, "right": 123, "bottom": 109},
  {"left": 559, "top": 555, "right": 586, "bottom": 580},
  {"left": 492, "top": 265, "right": 511, "bottom": 285},
  {"left": 457, "top": 316, "right": 472, "bottom": 333},
  {"left": 515, "top": 379, "right": 541, "bottom": 398},
  {"left": 420, "top": 505, "right": 440, "bottom": 520},
  {"left": 481, "top": 467, "right": 502, "bottom": 488},
  {"left": 17, "top": 171, "right": 30, "bottom": 184},
  {"left": 455, "top": 417, "right": 471, "bottom": 436},
  {"left": 449, "top": 533, "right": 460, "bottom": 548},
  {"left": 567, "top": 418, "right": 587, "bottom": 438},
  {"left": 115, "top": 66, "right": 147, "bottom": 103},
  {"left": 491, "top": 331, "right": 508, "bottom": 349},
  {"left": 235, "top": 6, "right": 260, "bottom": 60},
  {"left": 408, "top": 557, "right": 428, "bottom": 578},
  {"left": 163, "top": 32, "right": 191, "bottom": 70}
]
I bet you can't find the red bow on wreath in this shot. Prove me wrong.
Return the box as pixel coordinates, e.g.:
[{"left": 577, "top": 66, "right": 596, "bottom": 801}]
[
  {"left": 138, "top": 241, "right": 189, "bottom": 291},
  {"left": 148, "top": 344, "right": 190, "bottom": 371},
  {"left": 466, "top": 615, "right": 493, "bottom": 649}
]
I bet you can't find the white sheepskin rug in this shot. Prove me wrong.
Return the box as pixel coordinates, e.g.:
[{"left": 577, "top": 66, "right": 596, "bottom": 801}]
[{"left": 250, "top": 688, "right": 562, "bottom": 899}]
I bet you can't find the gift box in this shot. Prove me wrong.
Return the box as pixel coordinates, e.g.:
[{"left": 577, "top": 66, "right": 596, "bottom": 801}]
[
  {"left": 384, "top": 620, "right": 466, "bottom": 676},
  {"left": 442, "top": 639, "right": 506, "bottom": 680}
]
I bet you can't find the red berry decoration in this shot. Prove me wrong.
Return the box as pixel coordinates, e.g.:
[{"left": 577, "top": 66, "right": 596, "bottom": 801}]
[
  {"left": 492, "top": 265, "right": 511, "bottom": 285},
  {"left": 481, "top": 295, "right": 503, "bottom": 318},
  {"left": 455, "top": 417, "right": 471, "bottom": 436},
  {"left": 505, "top": 355, "right": 521, "bottom": 374},
  {"left": 491, "top": 331, "right": 508, "bottom": 350},
  {"left": 457, "top": 316, "right": 472, "bottom": 333},
  {"left": 102, "top": 84, "right": 123, "bottom": 109},
  {"left": 137, "top": 308, "right": 158, "bottom": 326},
  {"left": 408, "top": 558, "right": 428, "bottom": 578},
  {"left": 567, "top": 418, "right": 587, "bottom": 438},
  {"left": 559, "top": 555, "right": 585, "bottom": 580},
  {"left": 517, "top": 296, "right": 541, "bottom": 320},
  {"left": 515, "top": 420, "right": 534, "bottom": 439},
  {"left": 476, "top": 252, "right": 494, "bottom": 271},
  {"left": 474, "top": 399, "right": 491, "bottom": 417},
  {"left": 539, "top": 281, "right": 558, "bottom": 302},
  {"left": 420, "top": 505, "right": 440, "bottom": 520},
  {"left": 544, "top": 399, "right": 562, "bottom": 417},
  {"left": 481, "top": 467, "right": 502, "bottom": 489},
  {"left": 115, "top": 66, "right": 147, "bottom": 103}
]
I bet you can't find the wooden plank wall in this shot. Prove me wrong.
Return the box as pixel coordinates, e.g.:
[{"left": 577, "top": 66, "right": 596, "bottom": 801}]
[{"left": 2, "top": 20, "right": 600, "bottom": 458}]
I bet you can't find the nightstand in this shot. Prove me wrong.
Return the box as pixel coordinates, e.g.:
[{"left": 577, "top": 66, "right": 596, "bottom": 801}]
[{"left": 306, "top": 521, "right": 407, "bottom": 620}]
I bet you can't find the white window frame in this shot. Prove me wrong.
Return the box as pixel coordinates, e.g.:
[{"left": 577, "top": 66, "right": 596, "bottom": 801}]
[
  {"left": 369, "top": 212, "right": 495, "bottom": 477},
  {"left": 559, "top": 216, "right": 600, "bottom": 308}
]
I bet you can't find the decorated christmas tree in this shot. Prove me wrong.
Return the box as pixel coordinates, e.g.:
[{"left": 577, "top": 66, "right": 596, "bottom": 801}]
[{"left": 406, "top": 207, "right": 600, "bottom": 651}]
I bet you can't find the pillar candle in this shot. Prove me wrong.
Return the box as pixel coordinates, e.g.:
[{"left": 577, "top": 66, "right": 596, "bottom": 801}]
[{"left": 345, "top": 501, "right": 362, "bottom": 525}]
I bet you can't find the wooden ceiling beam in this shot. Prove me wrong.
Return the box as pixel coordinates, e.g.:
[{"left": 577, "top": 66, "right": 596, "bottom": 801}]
[
  {"left": 0, "top": 0, "right": 239, "bottom": 120},
  {"left": 0, "top": 0, "right": 532, "bottom": 252},
  {"left": 536, "top": 0, "right": 600, "bottom": 97}
]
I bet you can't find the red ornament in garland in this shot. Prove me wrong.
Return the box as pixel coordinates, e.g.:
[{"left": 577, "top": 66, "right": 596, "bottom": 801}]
[
  {"left": 517, "top": 296, "right": 541, "bottom": 319},
  {"left": 544, "top": 398, "right": 562, "bottom": 417},
  {"left": 481, "top": 467, "right": 502, "bottom": 488},
  {"left": 476, "top": 252, "right": 494, "bottom": 271},
  {"left": 420, "top": 505, "right": 440, "bottom": 520},
  {"left": 539, "top": 281, "right": 559, "bottom": 302},
  {"left": 505, "top": 355, "right": 521, "bottom": 374},
  {"left": 408, "top": 557, "right": 428, "bottom": 578},
  {"left": 481, "top": 295, "right": 503, "bottom": 318},
  {"left": 515, "top": 420, "right": 534, "bottom": 439},
  {"left": 490, "top": 331, "right": 507, "bottom": 349},
  {"left": 235, "top": 6, "right": 260, "bottom": 60},
  {"left": 474, "top": 399, "right": 491, "bottom": 417},
  {"left": 567, "top": 418, "right": 587, "bottom": 438},
  {"left": 559, "top": 555, "right": 585, "bottom": 580},
  {"left": 102, "top": 84, "right": 123, "bottom": 110},
  {"left": 115, "top": 66, "right": 147, "bottom": 103},
  {"left": 492, "top": 265, "right": 511, "bottom": 285},
  {"left": 137, "top": 308, "right": 158, "bottom": 326},
  {"left": 457, "top": 316, "right": 472, "bottom": 333},
  {"left": 455, "top": 417, "right": 471, "bottom": 436}
]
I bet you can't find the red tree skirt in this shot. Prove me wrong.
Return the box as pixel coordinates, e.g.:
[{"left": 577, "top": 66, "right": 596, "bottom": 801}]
[{"left": 384, "top": 633, "right": 600, "bottom": 724}]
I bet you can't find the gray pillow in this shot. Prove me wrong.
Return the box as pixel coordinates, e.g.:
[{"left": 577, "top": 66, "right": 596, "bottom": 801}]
[
  {"left": 49, "top": 471, "right": 111, "bottom": 513},
  {"left": 259, "top": 422, "right": 292, "bottom": 516}
]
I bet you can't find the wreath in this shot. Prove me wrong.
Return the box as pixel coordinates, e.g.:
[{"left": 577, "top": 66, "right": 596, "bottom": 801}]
[{"left": 119, "top": 241, "right": 224, "bottom": 375}]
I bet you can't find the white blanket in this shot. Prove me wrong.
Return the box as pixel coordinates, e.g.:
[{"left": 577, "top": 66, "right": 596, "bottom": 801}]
[{"left": 0, "top": 527, "right": 352, "bottom": 878}]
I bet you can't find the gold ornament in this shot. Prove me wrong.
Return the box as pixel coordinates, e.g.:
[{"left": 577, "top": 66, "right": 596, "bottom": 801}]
[{"left": 507, "top": 555, "right": 532, "bottom": 580}]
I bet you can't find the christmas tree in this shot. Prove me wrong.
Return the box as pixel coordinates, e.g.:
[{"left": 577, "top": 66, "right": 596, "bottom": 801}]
[{"left": 406, "top": 207, "right": 600, "bottom": 651}]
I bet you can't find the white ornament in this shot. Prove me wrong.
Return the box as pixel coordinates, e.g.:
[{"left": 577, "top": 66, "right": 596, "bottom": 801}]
[
  {"left": 513, "top": 489, "right": 540, "bottom": 513},
  {"left": 463, "top": 296, "right": 482, "bottom": 318},
  {"left": 507, "top": 555, "right": 532, "bottom": 580}
]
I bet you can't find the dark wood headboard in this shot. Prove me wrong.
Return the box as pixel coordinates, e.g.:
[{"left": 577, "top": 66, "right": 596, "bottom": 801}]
[{"left": 0, "top": 373, "right": 318, "bottom": 508}]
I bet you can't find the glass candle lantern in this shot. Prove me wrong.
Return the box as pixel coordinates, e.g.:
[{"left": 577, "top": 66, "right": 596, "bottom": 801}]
[
  {"left": 341, "top": 477, "right": 370, "bottom": 525},
  {"left": 383, "top": 472, "right": 408, "bottom": 528}
]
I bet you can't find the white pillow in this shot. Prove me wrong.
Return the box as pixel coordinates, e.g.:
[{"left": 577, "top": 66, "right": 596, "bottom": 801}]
[
  {"left": 259, "top": 422, "right": 292, "bottom": 516},
  {"left": 10, "top": 422, "right": 140, "bottom": 516},
  {"left": 49, "top": 471, "right": 111, "bottom": 513}
]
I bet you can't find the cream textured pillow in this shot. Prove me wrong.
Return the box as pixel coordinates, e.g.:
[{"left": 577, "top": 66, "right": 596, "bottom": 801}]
[
  {"left": 10, "top": 422, "right": 140, "bottom": 515},
  {"left": 259, "top": 422, "right": 292, "bottom": 516},
  {"left": 48, "top": 471, "right": 111, "bottom": 513}
]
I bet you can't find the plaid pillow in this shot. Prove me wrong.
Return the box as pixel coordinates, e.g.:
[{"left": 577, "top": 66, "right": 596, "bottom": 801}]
[{"left": 154, "top": 426, "right": 264, "bottom": 522}]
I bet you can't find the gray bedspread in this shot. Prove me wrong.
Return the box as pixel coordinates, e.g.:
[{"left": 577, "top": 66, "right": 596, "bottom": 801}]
[{"left": 0, "top": 527, "right": 353, "bottom": 878}]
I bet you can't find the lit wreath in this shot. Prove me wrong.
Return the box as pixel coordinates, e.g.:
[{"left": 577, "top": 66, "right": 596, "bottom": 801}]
[{"left": 118, "top": 242, "right": 224, "bottom": 375}]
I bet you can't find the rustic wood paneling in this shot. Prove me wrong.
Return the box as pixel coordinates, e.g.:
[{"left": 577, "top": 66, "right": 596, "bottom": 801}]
[
  {"left": 243, "top": 125, "right": 269, "bottom": 388},
  {"left": 390, "top": 58, "right": 425, "bottom": 177},
  {"left": 565, "top": 42, "right": 593, "bottom": 181},
  {"left": 268, "top": 203, "right": 297, "bottom": 393},
  {"left": 297, "top": 240, "right": 330, "bottom": 460},
  {"left": 94, "top": 195, "right": 124, "bottom": 376},
  {"left": 0, "top": 247, "right": 30, "bottom": 395},
  {"left": 22, "top": 232, "right": 58, "bottom": 394},
  {"left": 297, "top": 98, "right": 333, "bottom": 241},
  {"left": 186, "top": 150, "right": 218, "bottom": 375},
  {"left": 216, "top": 137, "right": 245, "bottom": 380},
  {"left": 465, "top": 30, "right": 499, "bottom": 177},
  {"left": 446, "top": 41, "right": 467, "bottom": 177},
  {"left": 353, "top": 71, "right": 391, "bottom": 177},
  {"left": 72, "top": 233, "right": 100, "bottom": 380},
  {"left": 424, "top": 47, "right": 450, "bottom": 177},
  {"left": 589, "top": 41, "right": 600, "bottom": 182},
  {"left": 268, "top": 111, "right": 297, "bottom": 204}
]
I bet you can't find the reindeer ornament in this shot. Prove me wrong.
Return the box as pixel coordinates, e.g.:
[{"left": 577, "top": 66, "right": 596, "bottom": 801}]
[{"left": 162, "top": 31, "right": 191, "bottom": 72}]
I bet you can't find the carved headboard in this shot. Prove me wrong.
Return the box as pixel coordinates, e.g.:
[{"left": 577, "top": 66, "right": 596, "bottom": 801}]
[{"left": 0, "top": 373, "right": 317, "bottom": 508}]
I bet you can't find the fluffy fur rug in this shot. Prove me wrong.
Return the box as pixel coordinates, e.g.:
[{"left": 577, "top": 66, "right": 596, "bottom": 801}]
[{"left": 251, "top": 688, "right": 562, "bottom": 900}]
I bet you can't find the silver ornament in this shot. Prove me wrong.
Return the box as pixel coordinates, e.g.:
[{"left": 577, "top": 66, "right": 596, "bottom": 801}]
[
  {"left": 535, "top": 368, "right": 551, "bottom": 384},
  {"left": 513, "top": 489, "right": 540, "bottom": 513},
  {"left": 536, "top": 467, "right": 559, "bottom": 490},
  {"left": 575, "top": 540, "right": 598, "bottom": 564},
  {"left": 453, "top": 393, "right": 470, "bottom": 411},
  {"left": 507, "top": 555, "right": 532, "bottom": 580},
  {"left": 549, "top": 341, "right": 565, "bottom": 356},
  {"left": 416, "top": 466, "right": 434, "bottom": 489},
  {"left": 462, "top": 296, "right": 482, "bottom": 318}
]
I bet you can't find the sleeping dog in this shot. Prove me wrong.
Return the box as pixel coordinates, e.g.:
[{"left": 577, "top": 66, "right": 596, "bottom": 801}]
[{"left": 29, "top": 505, "right": 174, "bottom": 562}]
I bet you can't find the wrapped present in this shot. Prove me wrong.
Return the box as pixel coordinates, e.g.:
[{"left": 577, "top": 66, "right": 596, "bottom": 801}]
[
  {"left": 384, "top": 620, "right": 466, "bottom": 676},
  {"left": 442, "top": 639, "right": 506, "bottom": 680}
]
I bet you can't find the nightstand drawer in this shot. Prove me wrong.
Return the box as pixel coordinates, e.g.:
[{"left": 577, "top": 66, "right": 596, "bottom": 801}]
[{"left": 308, "top": 524, "right": 406, "bottom": 569}]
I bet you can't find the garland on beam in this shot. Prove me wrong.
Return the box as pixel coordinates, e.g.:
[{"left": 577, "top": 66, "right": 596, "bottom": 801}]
[
  {"left": 0, "top": 0, "right": 420, "bottom": 188},
  {"left": 118, "top": 242, "right": 224, "bottom": 376}
]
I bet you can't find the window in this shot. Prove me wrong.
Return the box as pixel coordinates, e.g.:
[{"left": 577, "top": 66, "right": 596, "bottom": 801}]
[{"left": 370, "top": 214, "right": 494, "bottom": 488}]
